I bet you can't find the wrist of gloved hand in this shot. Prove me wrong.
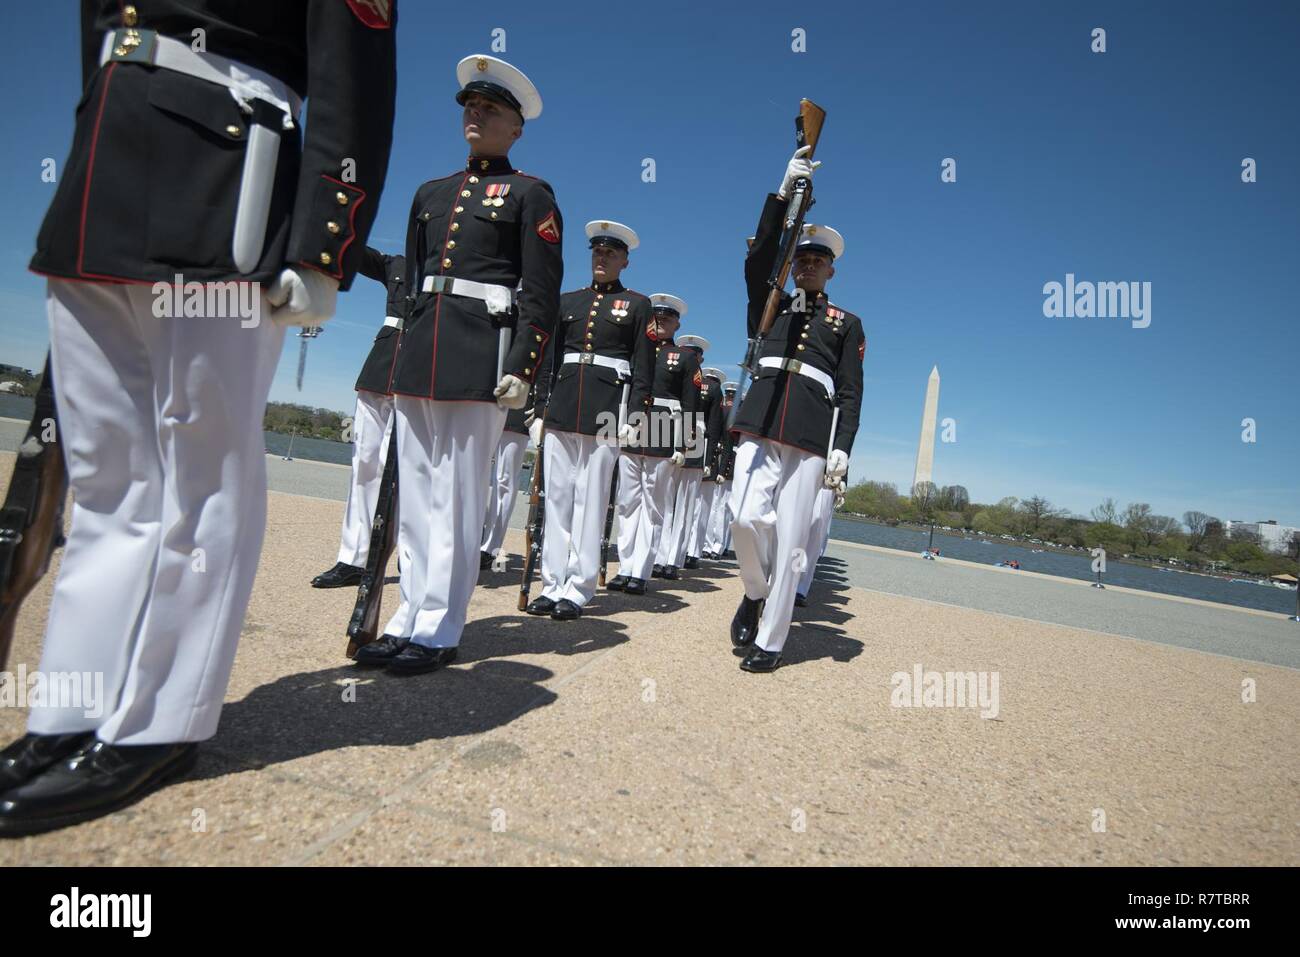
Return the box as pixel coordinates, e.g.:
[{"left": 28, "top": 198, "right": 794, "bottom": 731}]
[
  {"left": 528, "top": 418, "right": 544, "bottom": 447},
  {"left": 617, "top": 423, "right": 637, "bottom": 445},
  {"left": 267, "top": 267, "right": 339, "bottom": 328},
  {"left": 494, "top": 374, "right": 529, "bottom": 410},
  {"left": 669, "top": 451, "right": 685, "bottom": 467},
  {"left": 777, "top": 145, "right": 820, "bottom": 200}
]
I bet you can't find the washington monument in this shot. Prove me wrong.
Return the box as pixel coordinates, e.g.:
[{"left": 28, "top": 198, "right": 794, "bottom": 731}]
[{"left": 912, "top": 365, "right": 940, "bottom": 493}]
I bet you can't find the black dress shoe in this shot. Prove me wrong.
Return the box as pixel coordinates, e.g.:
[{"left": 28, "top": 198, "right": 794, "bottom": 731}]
[
  {"left": 482, "top": 551, "right": 500, "bottom": 571},
  {"left": 794, "top": 592, "right": 808, "bottom": 607},
  {"left": 605, "top": 574, "right": 628, "bottom": 591},
  {"left": 730, "top": 596, "right": 764, "bottom": 648},
  {"left": 526, "top": 596, "right": 557, "bottom": 616},
  {"left": 0, "top": 741, "right": 198, "bottom": 837},
  {"left": 387, "top": 644, "right": 458, "bottom": 675},
  {"left": 651, "top": 564, "right": 665, "bottom": 578},
  {"left": 661, "top": 564, "right": 679, "bottom": 580},
  {"left": 0, "top": 732, "right": 93, "bottom": 794},
  {"left": 683, "top": 556, "right": 700, "bottom": 569},
  {"left": 353, "top": 634, "right": 409, "bottom": 665},
  {"left": 311, "top": 562, "right": 365, "bottom": 589},
  {"left": 739, "top": 647, "right": 782, "bottom": 673},
  {"left": 551, "top": 599, "right": 581, "bottom": 620},
  {"left": 623, "top": 577, "right": 647, "bottom": 595}
]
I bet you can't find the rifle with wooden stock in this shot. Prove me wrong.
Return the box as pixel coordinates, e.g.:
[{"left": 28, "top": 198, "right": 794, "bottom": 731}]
[
  {"left": 0, "top": 356, "right": 69, "bottom": 669},
  {"left": 517, "top": 432, "right": 546, "bottom": 610},
  {"left": 346, "top": 426, "right": 399, "bottom": 657},
  {"left": 730, "top": 98, "right": 826, "bottom": 425}
]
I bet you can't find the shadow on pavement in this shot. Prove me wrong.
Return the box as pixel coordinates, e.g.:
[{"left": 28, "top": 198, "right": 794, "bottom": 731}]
[{"left": 201, "top": 615, "right": 630, "bottom": 779}]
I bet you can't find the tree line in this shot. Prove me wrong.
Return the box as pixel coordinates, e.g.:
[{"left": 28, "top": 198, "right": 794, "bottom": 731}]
[
  {"left": 839, "top": 481, "right": 1299, "bottom": 577},
  {"left": 263, "top": 402, "right": 348, "bottom": 442}
]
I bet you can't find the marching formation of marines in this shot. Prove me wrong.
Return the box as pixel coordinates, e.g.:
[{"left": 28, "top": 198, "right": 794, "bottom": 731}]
[{"left": 0, "top": 4, "right": 862, "bottom": 835}]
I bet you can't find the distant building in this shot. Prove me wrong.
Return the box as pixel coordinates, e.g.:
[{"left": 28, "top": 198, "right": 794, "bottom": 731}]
[{"left": 1225, "top": 520, "right": 1299, "bottom": 554}]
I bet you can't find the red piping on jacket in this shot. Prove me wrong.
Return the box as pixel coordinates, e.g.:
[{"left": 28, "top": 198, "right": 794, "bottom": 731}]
[
  {"left": 76, "top": 63, "right": 117, "bottom": 278},
  {"left": 429, "top": 172, "right": 470, "bottom": 396}
]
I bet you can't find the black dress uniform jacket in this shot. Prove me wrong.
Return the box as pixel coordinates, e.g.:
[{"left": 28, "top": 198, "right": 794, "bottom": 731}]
[
  {"left": 503, "top": 401, "right": 531, "bottom": 436},
  {"left": 535, "top": 282, "right": 655, "bottom": 438},
  {"left": 31, "top": 1, "right": 397, "bottom": 291},
  {"left": 696, "top": 379, "right": 727, "bottom": 472},
  {"left": 684, "top": 376, "right": 720, "bottom": 470},
  {"left": 731, "top": 193, "right": 866, "bottom": 458},
  {"left": 355, "top": 247, "right": 405, "bottom": 395},
  {"left": 715, "top": 395, "right": 737, "bottom": 479},
  {"left": 391, "top": 156, "right": 563, "bottom": 402},
  {"left": 630, "top": 336, "right": 701, "bottom": 459}
]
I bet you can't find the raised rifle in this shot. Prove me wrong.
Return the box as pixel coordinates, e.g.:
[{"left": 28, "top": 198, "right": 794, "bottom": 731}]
[
  {"left": 730, "top": 98, "right": 826, "bottom": 426},
  {"left": 0, "top": 356, "right": 69, "bottom": 669},
  {"left": 346, "top": 425, "right": 399, "bottom": 657}
]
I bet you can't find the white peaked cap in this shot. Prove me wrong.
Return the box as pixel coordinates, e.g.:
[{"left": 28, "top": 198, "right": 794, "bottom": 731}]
[
  {"left": 650, "top": 293, "right": 687, "bottom": 317},
  {"left": 456, "top": 54, "right": 542, "bottom": 121}
]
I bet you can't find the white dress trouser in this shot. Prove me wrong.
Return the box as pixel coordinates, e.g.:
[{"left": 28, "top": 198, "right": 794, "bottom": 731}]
[
  {"left": 686, "top": 477, "right": 715, "bottom": 559},
  {"left": 337, "top": 390, "right": 395, "bottom": 566},
  {"left": 652, "top": 463, "right": 683, "bottom": 566},
  {"left": 28, "top": 278, "right": 283, "bottom": 744},
  {"left": 615, "top": 452, "right": 672, "bottom": 581},
  {"left": 480, "top": 430, "right": 528, "bottom": 556},
  {"left": 663, "top": 469, "right": 702, "bottom": 567},
  {"left": 728, "top": 437, "right": 826, "bottom": 654},
  {"left": 539, "top": 430, "right": 618, "bottom": 606},
  {"left": 798, "top": 485, "right": 837, "bottom": 596},
  {"left": 705, "top": 479, "right": 731, "bottom": 554},
  {"left": 385, "top": 397, "right": 505, "bottom": 648}
]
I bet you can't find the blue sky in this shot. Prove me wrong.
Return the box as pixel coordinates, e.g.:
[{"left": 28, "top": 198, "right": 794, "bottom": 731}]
[{"left": 1, "top": 1, "right": 1296, "bottom": 525}]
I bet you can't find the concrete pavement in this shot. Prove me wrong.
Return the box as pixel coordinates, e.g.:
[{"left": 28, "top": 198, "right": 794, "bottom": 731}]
[{"left": 0, "top": 450, "right": 1296, "bottom": 865}]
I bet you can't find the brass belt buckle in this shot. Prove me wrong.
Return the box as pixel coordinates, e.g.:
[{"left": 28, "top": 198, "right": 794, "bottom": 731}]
[
  {"left": 787, "top": 359, "right": 803, "bottom": 374},
  {"left": 579, "top": 353, "right": 594, "bottom": 365},
  {"left": 110, "top": 27, "right": 158, "bottom": 62}
]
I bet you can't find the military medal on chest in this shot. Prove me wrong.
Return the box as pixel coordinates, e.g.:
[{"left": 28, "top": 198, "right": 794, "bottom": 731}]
[
  {"left": 666, "top": 351, "right": 680, "bottom": 369},
  {"left": 482, "top": 183, "right": 511, "bottom": 206},
  {"left": 611, "top": 299, "right": 630, "bottom": 317}
]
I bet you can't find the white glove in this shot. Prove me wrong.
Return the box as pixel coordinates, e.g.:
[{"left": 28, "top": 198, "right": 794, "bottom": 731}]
[
  {"left": 703, "top": 466, "right": 712, "bottom": 479},
  {"left": 524, "top": 407, "right": 536, "bottom": 428},
  {"left": 834, "top": 487, "right": 846, "bottom": 508},
  {"left": 716, "top": 473, "right": 726, "bottom": 485},
  {"left": 494, "top": 374, "right": 530, "bottom": 410},
  {"left": 824, "top": 449, "right": 848, "bottom": 486},
  {"left": 777, "top": 145, "right": 822, "bottom": 200},
  {"left": 528, "top": 418, "right": 544, "bottom": 447},
  {"left": 266, "top": 267, "right": 339, "bottom": 328},
  {"left": 669, "top": 451, "right": 685, "bottom": 468},
  {"left": 617, "top": 422, "right": 638, "bottom": 446}
]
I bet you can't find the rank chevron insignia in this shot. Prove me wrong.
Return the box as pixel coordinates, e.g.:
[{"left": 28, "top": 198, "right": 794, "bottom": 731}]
[{"left": 535, "top": 211, "right": 560, "bottom": 244}]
